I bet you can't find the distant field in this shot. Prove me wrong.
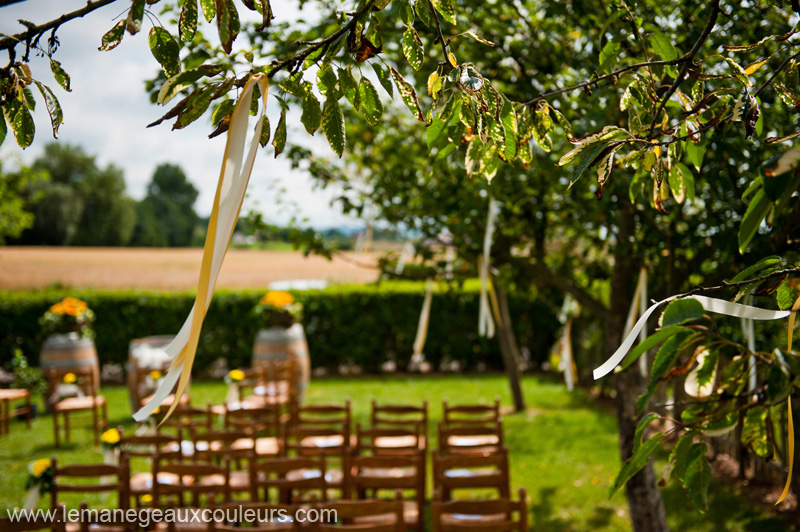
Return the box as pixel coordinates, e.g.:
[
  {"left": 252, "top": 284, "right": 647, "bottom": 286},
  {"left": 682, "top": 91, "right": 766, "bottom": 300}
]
[{"left": 0, "top": 247, "right": 382, "bottom": 290}]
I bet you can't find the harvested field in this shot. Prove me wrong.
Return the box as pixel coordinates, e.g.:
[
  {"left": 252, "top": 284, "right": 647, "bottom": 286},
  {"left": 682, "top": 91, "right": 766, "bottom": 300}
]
[{"left": 0, "top": 247, "right": 382, "bottom": 290}]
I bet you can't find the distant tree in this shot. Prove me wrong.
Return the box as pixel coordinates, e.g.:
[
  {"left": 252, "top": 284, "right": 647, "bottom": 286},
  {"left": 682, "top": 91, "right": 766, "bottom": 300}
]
[
  {"left": 72, "top": 164, "right": 137, "bottom": 246},
  {"left": 0, "top": 160, "right": 47, "bottom": 244},
  {"left": 132, "top": 163, "right": 198, "bottom": 247},
  {"left": 18, "top": 181, "right": 84, "bottom": 245}
]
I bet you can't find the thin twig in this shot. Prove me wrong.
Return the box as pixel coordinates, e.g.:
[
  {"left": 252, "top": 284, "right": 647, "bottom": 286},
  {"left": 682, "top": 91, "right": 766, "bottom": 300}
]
[
  {"left": 426, "top": 0, "right": 451, "bottom": 68},
  {"left": 753, "top": 49, "right": 800, "bottom": 98}
]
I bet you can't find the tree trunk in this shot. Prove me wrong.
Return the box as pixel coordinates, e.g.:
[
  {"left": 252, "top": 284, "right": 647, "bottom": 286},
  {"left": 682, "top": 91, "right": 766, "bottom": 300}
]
[
  {"left": 609, "top": 205, "right": 670, "bottom": 532},
  {"left": 494, "top": 283, "right": 526, "bottom": 413}
]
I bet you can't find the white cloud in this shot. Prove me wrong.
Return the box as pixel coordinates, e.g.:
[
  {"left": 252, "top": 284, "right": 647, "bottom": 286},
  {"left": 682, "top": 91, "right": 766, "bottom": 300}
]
[{"left": 0, "top": 0, "right": 362, "bottom": 229}]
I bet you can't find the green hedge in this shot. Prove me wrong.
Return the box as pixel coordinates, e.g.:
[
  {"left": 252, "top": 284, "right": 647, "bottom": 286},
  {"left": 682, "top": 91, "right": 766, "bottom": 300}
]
[{"left": 0, "top": 283, "right": 559, "bottom": 375}]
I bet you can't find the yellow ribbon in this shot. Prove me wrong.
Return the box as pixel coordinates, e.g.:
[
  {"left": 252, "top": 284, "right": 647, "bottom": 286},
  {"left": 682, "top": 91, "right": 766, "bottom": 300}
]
[
  {"left": 133, "top": 73, "right": 269, "bottom": 422},
  {"left": 776, "top": 294, "right": 800, "bottom": 505}
]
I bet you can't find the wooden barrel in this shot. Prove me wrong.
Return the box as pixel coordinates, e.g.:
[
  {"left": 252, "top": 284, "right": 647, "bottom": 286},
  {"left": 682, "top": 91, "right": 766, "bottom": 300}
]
[
  {"left": 253, "top": 324, "right": 311, "bottom": 401},
  {"left": 40, "top": 334, "right": 99, "bottom": 395},
  {"left": 127, "top": 336, "right": 175, "bottom": 412}
]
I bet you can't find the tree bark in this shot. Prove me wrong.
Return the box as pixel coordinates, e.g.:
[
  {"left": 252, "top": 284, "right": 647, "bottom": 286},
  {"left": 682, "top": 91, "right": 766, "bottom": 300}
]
[
  {"left": 610, "top": 205, "right": 670, "bottom": 532},
  {"left": 494, "top": 283, "right": 526, "bottom": 413}
]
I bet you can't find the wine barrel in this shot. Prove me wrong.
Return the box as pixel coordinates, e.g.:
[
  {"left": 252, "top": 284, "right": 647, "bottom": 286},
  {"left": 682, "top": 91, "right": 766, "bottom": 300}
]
[
  {"left": 40, "top": 334, "right": 100, "bottom": 395},
  {"left": 253, "top": 324, "right": 311, "bottom": 401},
  {"left": 126, "top": 336, "right": 175, "bottom": 412}
]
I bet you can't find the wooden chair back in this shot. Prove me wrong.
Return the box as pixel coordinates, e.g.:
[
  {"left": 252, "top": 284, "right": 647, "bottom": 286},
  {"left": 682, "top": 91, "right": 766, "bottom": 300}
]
[
  {"left": 437, "top": 421, "right": 504, "bottom": 455},
  {"left": 307, "top": 493, "right": 405, "bottom": 532},
  {"left": 151, "top": 458, "right": 230, "bottom": 507},
  {"left": 157, "top": 404, "right": 213, "bottom": 436},
  {"left": 370, "top": 400, "right": 427, "bottom": 437},
  {"left": 442, "top": 397, "right": 501, "bottom": 426},
  {"left": 209, "top": 501, "right": 299, "bottom": 531},
  {"left": 257, "top": 357, "right": 297, "bottom": 405},
  {"left": 224, "top": 404, "right": 282, "bottom": 438},
  {"left": 291, "top": 401, "right": 351, "bottom": 434},
  {"left": 432, "top": 488, "right": 528, "bottom": 532},
  {"left": 188, "top": 429, "right": 254, "bottom": 462},
  {"left": 354, "top": 423, "right": 422, "bottom": 456},
  {"left": 0, "top": 503, "right": 66, "bottom": 532},
  {"left": 46, "top": 367, "right": 98, "bottom": 401},
  {"left": 433, "top": 448, "right": 510, "bottom": 501},
  {"left": 250, "top": 455, "right": 328, "bottom": 504},
  {"left": 50, "top": 457, "right": 130, "bottom": 511}
]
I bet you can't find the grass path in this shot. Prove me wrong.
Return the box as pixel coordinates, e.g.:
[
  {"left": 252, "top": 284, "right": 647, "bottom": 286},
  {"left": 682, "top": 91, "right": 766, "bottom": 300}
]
[{"left": 0, "top": 374, "right": 790, "bottom": 531}]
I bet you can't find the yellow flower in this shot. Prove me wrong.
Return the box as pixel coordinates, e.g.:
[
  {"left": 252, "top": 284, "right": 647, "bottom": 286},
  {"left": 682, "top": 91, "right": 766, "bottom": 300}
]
[
  {"left": 63, "top": 373, "right": 77, "bottom": 384},
  {"left": 140, "top": 494, "right": 153, "bottom": 504},
  {"left": 49, "top": 303, "right": 65, "bottom": 315},
  {"left": 31, "top": 459, "right": 52, "bottom": 478},
  {"left": 101, "top": 428, "right": 120, "bottom": 445},
  {"left": 261, "top": 291, "right": 294, "bottom": 307},
  {"left": 228, "top": 369, "right": 245, "bottom": 381},
  {"left": 152, "top": 407, "right": 161, "bottom": 415},
  {"left": 149, "top": 370, "right": 163, "bottom": 380}
]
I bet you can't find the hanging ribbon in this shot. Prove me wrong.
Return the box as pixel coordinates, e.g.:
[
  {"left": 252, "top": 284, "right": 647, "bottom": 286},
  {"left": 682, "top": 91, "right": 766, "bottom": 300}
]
[
  {"left": 412, "top": 278, "right": 434, "bottom": 357},
  {"left": 555, "top": 296, "right": 578, "bottom": 391},
  {"left": 740, "top": 293, "right": 757, "bottom": 393},
  {"left": 776, "top": 294, "right": 800, "bottom": 505},
  {"left": 444, "top": 245, "right": 456, "bottom": 280},
  {"left": 622, "top": 268, "right": 649, "bottom": 377},
  {"left": 593, "top": 295, "right": 792, "bottom": 381},
  {"left": 395, "top": 241, "right": 415, "bottom": 275},
  {"left": 133, "top": 74, "right": 269, "bottom": 422},
  {"left": 478, "top": 198, "right": 499, "bottom": 338}
]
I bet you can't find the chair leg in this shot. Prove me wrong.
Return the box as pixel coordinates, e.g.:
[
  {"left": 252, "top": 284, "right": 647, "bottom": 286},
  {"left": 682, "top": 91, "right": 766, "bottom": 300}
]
[
  {"left": 25, "top": 393, "right": 32, "bottom": 429},
  {"left": 53, "top": 409, "right": 60, "bottom": 448},
  {"left": 64, "top": 412, "right": 71, "bottom": 443},
  {"left": 92, "top": 403, "right": 99, "bottom": 445}
]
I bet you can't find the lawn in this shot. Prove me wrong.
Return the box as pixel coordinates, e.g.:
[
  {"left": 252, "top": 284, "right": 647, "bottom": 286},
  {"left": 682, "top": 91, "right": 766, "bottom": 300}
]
[{"left": 0, "top": 374, "right": 791, "bottom": 531}]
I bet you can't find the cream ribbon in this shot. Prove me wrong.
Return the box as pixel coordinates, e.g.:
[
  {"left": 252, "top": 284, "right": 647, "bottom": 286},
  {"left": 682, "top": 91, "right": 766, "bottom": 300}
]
[
  {"left": 478, "top": 198, "right": 499, "bottom": 338},
  {"left": 556, "top": 295, "right": 578, "bottom": 391},
  {"left": 133, "top": 74, "right": 269, "bottom": 422},
  {"left": 395, "top": 241, "right": 415, "bottom": 275},
  {"left": 740, "top": 293, "right": 757, "bottom": 393},
  {"left": 593, "top": 295, "right": 792, "bottom": 380},
  {"left": 412, "top": 278, "right": 434, "bottom": 357}
]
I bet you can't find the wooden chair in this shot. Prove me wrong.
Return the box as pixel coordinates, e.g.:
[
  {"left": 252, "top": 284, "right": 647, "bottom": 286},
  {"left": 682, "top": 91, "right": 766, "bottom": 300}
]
[
  {"left": 50, "top": 457, "right": 131, "bottom": 532},
  {"left": 442, "top": 398, "right": 501, "bottom": 426},
  {"left": 151, "top": 459, "right": 231, "bottom": 508},
  {"left": 250, "top": 454, "right": 328, "bottom": 504},
  {"left": 119, "top": 430, "right": 184, "bottom": 508},
  {"left": 306, "top": 493, "right": 405, "bottom": 532},
  {"left": 437, "top": 421, "right": 504, "bottom": 456},
  {"left": 47, "top": 367, "right": 108, "bottom": 447},
  {"left": 243, "top": 358, "right": 297, "bottom": 409},
  {"left": 355, "top": 423, "right": 423, "bottom": 457},
  {"left": 0, "top": 503, "right": 66, "bottom": 532},
  {"left": 156, "top": 404, "right": 214, "bottom": 438},
  {"left": 223, "top": 404, "right": 283, "bottom": 456},
  {"left": 209, "top": 501, "right": 299, "bottom": 531},
  {"left": 0, "top": 388, "right": 33, "bottom": 436},
  {"left": 370, "top": 400, "right": 428, "bottom": 453},
  {"left": 188, "top": 429, "right": 255, "bottom": 495},
  {"left": 432, "top": 488, "right": 528, "bottom": 532},
  {"left": 343, "top": 452, "right": 426, "bottom": 532},
  {"left": 129, "top": 359, "right": 190, "bottom": 413},
  {"left": 433, "top": 448, "right": 510, "bottom": 501},
  {"left": 283, "top": 426, "right": 349, "bottom": 493}
]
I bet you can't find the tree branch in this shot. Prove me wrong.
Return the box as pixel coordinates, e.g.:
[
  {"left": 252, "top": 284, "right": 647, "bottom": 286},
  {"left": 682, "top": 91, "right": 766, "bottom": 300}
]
[
  {"left": 0, "top": 0, "right": 119, "bottom": 53},
  {"left": 753, "top": 49, "right": 800, "bottom": 98},
  {"left": 426, "top": 0, "right": 451, "bottom": 68},
  {"left": 646, "top": 0, "right": 722, "bottom": 138}
]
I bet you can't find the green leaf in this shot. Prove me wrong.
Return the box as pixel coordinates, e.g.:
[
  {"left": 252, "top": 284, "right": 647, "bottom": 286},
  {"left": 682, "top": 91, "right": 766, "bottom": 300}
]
[
  {"left": 389, "top": 66, "right": 424, "bottom": 121},
  {"left": 200, "top": 0, "right": 216, "bottom": 22},
  {"left": 126, "top": 0, "right": 146, "bottom": 35},
  {"left": 569, "top": 142, "right": 610, "bottom": 188},
  {"left": 431, "top": 0, "right": 456, "bottom": 25},
  {"left": 49, "top": 60, "right": 71, "bottom": 92},
  {"left": 777, "top": 282, "right": 800, "bottom": 310},
  {"left": 766, "top": 365, "right": 791, "bottom": 403},
  {"left": 661, "top": 298, "right": 705, "bottom": 327},
  {"left": 500, "top": 97, "right": 517, "bottom": 161},
  {"left": 459, "top": 64, "right": 484, "bottom": 92},
  {"left": 173, "top": 85, "right": 214, "bottom": 129},
  {"left": 741, "top": 407, "right": 771, "bottom": 457},
  {"left": 32, "top": 81, "right": 63, "bottom": 139},
  {"left": 730, "top": 256, "right": 783, "bottom": 284},
  {"left": 272, "top": 107, "right": 286, "bottom": 158},
  {"left": 358, "top": 78, "right": 382, "bottom": 126},
  {"left": 180, "top": 0, "right": 199, "bottom": 42},
  {"left": 668, "top": 165, "right": 686, "bottom": 204},
  {"left": 0, "top": 110, "right": 6, "bottom": 147},
  {"left": 669, "top": 432, "right": 696, "bottom": 483},
  {"left": 211, "top": 98, "right": 234, "bottom": 126},
  {"left": 99, "top": 20, "right": 126, "bottom": 51},
  {"left": 675, "top": 162, "right": 695, "bottom": 203},
  {"left": 149, "top": 27, "right": 182, "bottom": 78},
  {"left": 259, "top": 114, "right": 271, "bottom": 147},
  {"left": 399, "top": 0, "right": 414, "bottom": 25},
  {"left": 216, "top": 0, "right": 240, "bottom": 55},
  {"left": 598, "top": 39, "right": 621, "bottom": 73},
  {"left": 650, "top": 29, "right": 677, "bottom": 61},
  {"left": 10, "top": 103, "right": 35, "bottom": 148},
  {"left": 371, "top": 63, "right": 393, "bottom": 98},
  {"left": 684, "top": 140, "right": 705, "bottom": 171},
  {"left": 609, "top": 433, "right": 665, "bottom": 497},
  {"left": 464, "top": 137, "right": 483, "bottom": 178},
  {"left": 637, "top": 330, "right": 698, "bottom": 412},
  {"left": 620, "top": 326, "right": 685, "bottom": 371},
  {"left": 339, "top": 69, "right": 359, "bottom": 109},
  {"left": 301, "top": 92, "right": 322, "bottom": 134},
  {"left": 157, "top": 64, "right": 224, "bottom": 105},
  {"left": 322, "top": 97, "right": 345, "bottom": 158},
  {"left": 415, "top": 0, "right": 435, "bottom": 27},
  {"left": 738, "top": 189, "right": 770, "bottom": 253},
  {"left": 317, "top": 65, "right": 339, "bottom": 100},
  {"left": 634, "top": 414, "right": 661, "bottom": 447},
  {"left": 402, "top": 26, "right": 424, "bottom": 71},
  {"left": 684, "top": 443, "right": 711, "bottom": 512}
]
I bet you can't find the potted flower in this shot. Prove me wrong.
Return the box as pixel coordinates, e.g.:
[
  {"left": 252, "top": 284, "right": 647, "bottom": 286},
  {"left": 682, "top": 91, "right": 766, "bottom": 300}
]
[
  {"left": 11, "top": 350, "right": 45, "bottom": 418},
  {"left": 24, "top": 458, "right": 54, "bottom": 510},
  {"left": 224, "top": 368, "right": 245, "bottom": 407},
  {"left": 100, "top": 427, "right": 121, "bottom": 465},
  {"left": 39, "top": 297, "right": 100, "bottom": 398},
  {"left": 252, "top": 291, "right": 310, "bottom": 401}
]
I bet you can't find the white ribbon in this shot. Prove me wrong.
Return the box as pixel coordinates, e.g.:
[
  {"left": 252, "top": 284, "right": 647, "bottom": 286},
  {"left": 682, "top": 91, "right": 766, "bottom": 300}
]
[
  {"left": 412, "top": 278, "right": 434, "bottom": 357},
  {"left": 225, "top": 381, "right": 240, "bottom": 407},
  {"left": 23, "top": 487, "right": 40, "bottom": 511},
  {"left": 395, "top": 241, "right": 415, "bottom": 275},
  {"left": 593, "top": 295, "right": 792, "bottom": 380},
  {"left": 740, "top": 294, "right": 758, "bottom": 393},
  {"left": 559, "top": 317, "right": 576, "bottom": 391},
  {"left": 133, "top": 74, "right": 269, "bottom": 422},
  {"left": 478, "top": 198, "right": 499, "bottom": 338},
  {"left": 622, "top": 268, "right": 649, "bottom": 377}
]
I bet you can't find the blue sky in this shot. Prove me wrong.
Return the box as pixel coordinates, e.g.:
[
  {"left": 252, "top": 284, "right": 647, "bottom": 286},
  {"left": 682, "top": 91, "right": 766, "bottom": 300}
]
[{"left": 0, "top": 0, "right": 362, "bottom": 229}]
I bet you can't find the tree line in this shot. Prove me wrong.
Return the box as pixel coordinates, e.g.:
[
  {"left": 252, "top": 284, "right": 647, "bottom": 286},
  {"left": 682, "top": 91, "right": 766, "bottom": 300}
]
[{"left": 0, "top": 143, "right": 199, "bottom": 247}]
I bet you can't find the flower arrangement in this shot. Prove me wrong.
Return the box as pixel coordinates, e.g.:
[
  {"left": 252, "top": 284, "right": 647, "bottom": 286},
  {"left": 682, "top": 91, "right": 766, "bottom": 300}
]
[
  {"left": 254, "top": 291, "right": 302, "bottom": 328},
  {"left": 39, "top": 297, "right": 95, "bottom": 338},
  {"left": 25, "top": 458, "right": 54, "bottom": 495},
  {"left": 100, "top": 428, "right": 121, "bottom": 451},
  {"left": 224, "top": 368, "right": 245, "bottom": 406},
  {"left": 225, "top": 369, "right": 245, "bottom": 384}
]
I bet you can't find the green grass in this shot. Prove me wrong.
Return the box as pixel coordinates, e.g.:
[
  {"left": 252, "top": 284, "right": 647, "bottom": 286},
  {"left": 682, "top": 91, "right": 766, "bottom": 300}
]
[{"left": 0, "top": 374, "right": 790, "bottom": 531}]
